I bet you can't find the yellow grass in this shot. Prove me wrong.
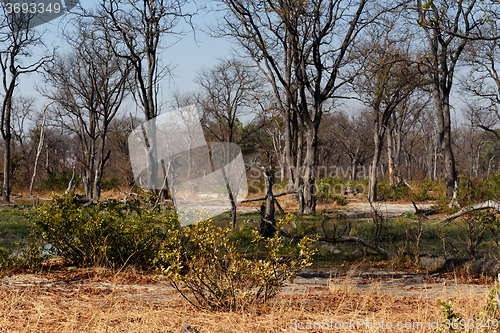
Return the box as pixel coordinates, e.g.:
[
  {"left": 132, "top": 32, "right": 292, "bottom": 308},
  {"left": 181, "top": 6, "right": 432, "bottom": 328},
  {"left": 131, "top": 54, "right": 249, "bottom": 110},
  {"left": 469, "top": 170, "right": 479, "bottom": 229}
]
[{"left": 0, "top": 269, "right": 491, "bottom": 332}]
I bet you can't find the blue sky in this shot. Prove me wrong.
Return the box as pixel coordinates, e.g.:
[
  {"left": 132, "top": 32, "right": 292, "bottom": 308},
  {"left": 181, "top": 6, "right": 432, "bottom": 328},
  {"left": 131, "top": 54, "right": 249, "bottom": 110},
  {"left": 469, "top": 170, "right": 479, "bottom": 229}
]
[
  {"left": 16, "top": 1, "right": 468, "bottom": 126},
  {"left": 18, "top": 1, "right": 233, "bottom": 119}
]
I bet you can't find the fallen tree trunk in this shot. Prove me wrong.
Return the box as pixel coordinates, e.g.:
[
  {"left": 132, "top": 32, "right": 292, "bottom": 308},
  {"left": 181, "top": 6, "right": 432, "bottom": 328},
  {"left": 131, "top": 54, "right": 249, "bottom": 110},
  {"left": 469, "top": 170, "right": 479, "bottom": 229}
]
[
  {"left": 279, "top": 229, "right": 396, "bottom": 260},
  {"left": 411, "top": 201, "right": 440, "bottom": 218},
  {"left": 439, "top": 200, "right": 500, "bottom": 224},
  {"left": 239, "top": 188, "right": 299, "bottom": 203}
]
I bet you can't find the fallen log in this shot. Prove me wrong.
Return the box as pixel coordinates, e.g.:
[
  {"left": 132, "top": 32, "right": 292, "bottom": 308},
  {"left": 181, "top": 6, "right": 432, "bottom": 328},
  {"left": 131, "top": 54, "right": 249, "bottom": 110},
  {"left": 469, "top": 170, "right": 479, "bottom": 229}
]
[
  {"left": 411, "top": 201, "right": 440, "bottom": 219},
  {"left": 279, "top": 229, "right": 396, "bottom": 260},
  {"left": 439, "top": 199, "right": 500, "bottom": 224},
  {"left": 239, "top": 188, "right": 299, "bottom": 203}
]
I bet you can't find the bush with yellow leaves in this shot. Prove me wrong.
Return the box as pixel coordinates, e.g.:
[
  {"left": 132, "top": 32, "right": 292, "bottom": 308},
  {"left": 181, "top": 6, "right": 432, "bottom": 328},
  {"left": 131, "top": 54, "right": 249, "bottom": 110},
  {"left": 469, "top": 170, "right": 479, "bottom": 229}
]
[{"left": 155, "top": 214, "right": 316, "bottom": 311}]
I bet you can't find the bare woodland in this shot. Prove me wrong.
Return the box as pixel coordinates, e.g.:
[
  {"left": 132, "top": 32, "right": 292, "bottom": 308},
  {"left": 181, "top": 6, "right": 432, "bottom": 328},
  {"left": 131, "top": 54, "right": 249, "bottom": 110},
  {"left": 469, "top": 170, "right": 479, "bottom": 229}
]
[{"left": 0, "top": 0, "right": 500, "bottom": 214}]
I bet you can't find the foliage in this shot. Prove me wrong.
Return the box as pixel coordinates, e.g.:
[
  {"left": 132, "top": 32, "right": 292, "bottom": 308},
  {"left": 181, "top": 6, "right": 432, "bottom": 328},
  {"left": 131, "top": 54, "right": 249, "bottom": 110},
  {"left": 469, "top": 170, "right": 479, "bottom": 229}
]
[
  {"left": 410, "top": 179, "right": 445, "bottom": 201},
  {"left": 456, "top": 174, "right": 500, "bottom": 206},
  {"left": 155, "top": 214, "right": 316, "bottom": 311},
  {"left": 38, "top": 171, "right": 81, "bottom": 192},
  {"left": 315, "top": 177, "right": 367, "bottom": 203},
  {"left": 27, "top": 192, "right": 166, "bottom": 269},
  {"left": 436, "top": 300, "right": 464, "bottom": 333},
  {"left": 436, "top": 287, "right": 500, "bottom": 333},
  {"left": 377, "top": 181, "right": 410, "bottom": 201},
  {"left": 100, "top": 176, "right": 121, "bottom": 191}
]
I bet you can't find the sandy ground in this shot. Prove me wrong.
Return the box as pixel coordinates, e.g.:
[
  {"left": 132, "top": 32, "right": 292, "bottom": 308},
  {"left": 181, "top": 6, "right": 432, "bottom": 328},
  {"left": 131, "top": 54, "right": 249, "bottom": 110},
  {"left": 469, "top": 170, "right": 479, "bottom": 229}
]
[{"left": 0, "top": 265, "right": 491, "bottom": 306}]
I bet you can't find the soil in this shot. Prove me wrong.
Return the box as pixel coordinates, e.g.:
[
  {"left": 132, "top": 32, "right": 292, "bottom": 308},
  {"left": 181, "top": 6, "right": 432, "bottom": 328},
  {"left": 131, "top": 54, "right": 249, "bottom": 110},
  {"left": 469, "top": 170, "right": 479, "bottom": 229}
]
[{"left": 0, "top": 265, "right": 492, "bottom": 306}]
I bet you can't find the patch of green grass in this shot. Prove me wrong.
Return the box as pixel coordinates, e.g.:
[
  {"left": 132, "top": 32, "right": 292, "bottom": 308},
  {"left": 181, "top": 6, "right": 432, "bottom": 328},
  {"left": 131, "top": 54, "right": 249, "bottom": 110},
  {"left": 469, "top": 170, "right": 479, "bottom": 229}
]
[
  {"left": 0, "top": 208, "right": 32, "bottom": 253},
  {"left": 0, "top": 209, "right": 32, "bottom": 235}
]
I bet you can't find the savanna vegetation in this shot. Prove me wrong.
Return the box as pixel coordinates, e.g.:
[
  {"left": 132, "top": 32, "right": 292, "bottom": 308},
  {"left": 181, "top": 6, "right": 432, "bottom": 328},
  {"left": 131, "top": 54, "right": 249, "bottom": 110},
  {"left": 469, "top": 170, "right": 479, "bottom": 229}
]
[{"left": 4, "top": 0, "right": 500, "bottom": 331}]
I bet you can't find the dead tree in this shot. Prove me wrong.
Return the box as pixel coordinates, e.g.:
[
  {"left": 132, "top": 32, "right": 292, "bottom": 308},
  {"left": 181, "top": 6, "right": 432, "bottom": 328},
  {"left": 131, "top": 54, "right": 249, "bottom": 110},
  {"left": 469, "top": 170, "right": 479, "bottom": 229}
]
[
  {"left": 260, "top": 166, "right": 276, "bottom": 237},
  {"left": 30, "top": 101, "right": 54, "bottom": 195},
  {"left": 439, "top": 200, "right": 500, "bottom": 224}
]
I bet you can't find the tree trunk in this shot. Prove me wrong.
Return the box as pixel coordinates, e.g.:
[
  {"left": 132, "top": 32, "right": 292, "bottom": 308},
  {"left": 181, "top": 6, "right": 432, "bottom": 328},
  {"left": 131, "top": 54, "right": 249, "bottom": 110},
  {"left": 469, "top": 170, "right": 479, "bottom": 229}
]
[
  {"left": 387, "top": 126, "right": 394, "bottom": 186},
  {"left": 351, "top": 156, "right": 358, "bottom": 180},
  {"left": 294, "top": 129, "right": 303, "bottom": 190},
  {"left": 92, "top": 139, "right": 110, "bottom": 200},
  {"left": 144, "top": 120, "right": 159, "bottom": 190},
  {"left": 368, "top": 132, "right": 383, "bottom": 203},
  {"left": 299, "top": 128, "right": 317, "bottom": 214},
  {"left": 83, "top": 172, "right": 92, "bottom": 199},
  {"left": 2, "top": 132, "right": 11, "bottom": 202},
  {"left": 30, "top": 102, "right": 52, "bottom": 195},
  {"left": 434, "top": 92, "right": 458, "bottom": 200},
  {"left": 260, "top": 166, "right": 275, "bottom": 237}
]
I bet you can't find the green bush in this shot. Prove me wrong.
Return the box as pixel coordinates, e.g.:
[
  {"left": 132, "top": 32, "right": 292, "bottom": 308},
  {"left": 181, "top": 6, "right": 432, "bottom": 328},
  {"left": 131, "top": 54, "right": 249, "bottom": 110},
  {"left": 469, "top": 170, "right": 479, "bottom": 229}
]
[
  {"left": 315, "top": 177, "right": 368, "bottom": 203},
  {"left": 409, "top": 179, "right": 444, "bottom": 201},
  {"left": 155, "top": 214, "right": 316, "bottom": 311},
  {"left": 100, "top": 176, "right": 121, "bottom": 191},
  {"left": 377, "top": 181, "right": 410, "bottom": 201},
  {"left": 38, "top": 171, "right": 81, "bottom": 192},
  {"left": 28, "top": 192, "right": 165, "bottom": 269}
]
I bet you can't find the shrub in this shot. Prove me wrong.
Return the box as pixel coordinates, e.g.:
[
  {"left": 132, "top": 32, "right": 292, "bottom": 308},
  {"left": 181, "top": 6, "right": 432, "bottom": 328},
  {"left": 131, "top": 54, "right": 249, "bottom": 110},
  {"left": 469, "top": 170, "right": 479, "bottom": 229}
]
[
  {"left": 100, "top": 176, "right": 121, "bottom": 191},
  {"left": 38, "top": 171, "right": 81, "bottom": 192},
  {"left": 436, "top": 284, "right": 500, "bottom": 332},
  {"left": 28, "top": 193, "right": 165, "bottom": 269},
  {"left": 377, "top": 181, "right": 410, "bottom": 201},
  {"left": 409, "top": 179, "right": 445, "bottom": 201},
  {"left": 155, "top": 214, "right": 316, "bottom": 311}
]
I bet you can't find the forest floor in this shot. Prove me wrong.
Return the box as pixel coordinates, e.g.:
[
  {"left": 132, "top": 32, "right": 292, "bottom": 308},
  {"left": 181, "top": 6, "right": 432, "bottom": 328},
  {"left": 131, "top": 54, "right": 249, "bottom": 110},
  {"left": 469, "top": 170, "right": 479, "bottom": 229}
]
[
  {"left": 0, "top": 194, "right": 495, "bottom": 332},
  {"left": 0, "top": 264, "right": 494, "bottom": 332}
]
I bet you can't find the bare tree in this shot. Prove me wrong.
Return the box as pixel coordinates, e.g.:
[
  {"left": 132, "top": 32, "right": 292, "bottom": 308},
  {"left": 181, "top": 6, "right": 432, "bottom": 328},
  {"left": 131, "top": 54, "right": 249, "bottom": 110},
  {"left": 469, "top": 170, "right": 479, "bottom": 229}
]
[
  {"left": 29, "top": 101, "right": 54, "bottom": 195},
  {"left": 218, "top": 0, "right": 384, "bottom": 213},
  {"left": 410, "top": 0, "right": 500, "bottom": 202},
  {"left": 196, "top": 58, "right": 265, "bottom": 144},
  {"left": 327, "top": 110, "right": 373, "bottom": 180},
  {"left": 44, "top": 17, "right": 131, "bottom": 199},
  {"left": 94, "top": 0, "right": 195, "bottom": 190},
  {"left": 386, "top": 92, "right": 430, "bottom": 185},
  {"left": 0, "top": 6, "right": 52, "bottom": 202},
  {"left": 461, "top": 21, "right": 500, "bottom": 141},
  {"left": 352, "top": 27, "right": 423, "bottom": 202}
]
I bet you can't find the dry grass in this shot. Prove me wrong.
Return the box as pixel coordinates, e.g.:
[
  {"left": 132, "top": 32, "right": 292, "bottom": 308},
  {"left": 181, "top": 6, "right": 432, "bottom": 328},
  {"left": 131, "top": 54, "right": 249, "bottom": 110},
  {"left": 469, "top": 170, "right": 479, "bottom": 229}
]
[{"left": 0, "top": 268, "right": 491, "bottom": 333}]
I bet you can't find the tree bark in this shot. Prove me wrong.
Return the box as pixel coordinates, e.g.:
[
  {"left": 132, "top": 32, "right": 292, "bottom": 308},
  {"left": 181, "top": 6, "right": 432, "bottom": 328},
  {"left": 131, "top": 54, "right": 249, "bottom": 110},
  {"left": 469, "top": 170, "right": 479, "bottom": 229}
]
[
  {"left": 30, "top": 102, "right": 52, "bottom": 195},
  {"left": 387, "top": 125, "right": 394, "bottom": 186},
  {"left": 2, "top": 132, "right": 11, "bottom": 202},
  {"left": 433, "top": 91, "right": 458, "bottom": 200},
  {"left": 260, "top": 166, "right": 276, "bottom": 237},
  {"left": 368, "top": 132, "right": 384, "bottom": 202},
  {"left": 299, "top": 128, "right": 317, "bottom": 214}
]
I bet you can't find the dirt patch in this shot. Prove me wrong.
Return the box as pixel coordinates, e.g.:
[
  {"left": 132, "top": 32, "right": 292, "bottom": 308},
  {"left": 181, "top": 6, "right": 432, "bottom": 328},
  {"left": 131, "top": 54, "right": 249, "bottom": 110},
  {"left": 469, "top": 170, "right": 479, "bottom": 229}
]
[
  {"left": 0, "top": 267, "right": 493, "bottom": 332},
  {"left": 1, "top": 266, "right": 492, "bottom": 304}
]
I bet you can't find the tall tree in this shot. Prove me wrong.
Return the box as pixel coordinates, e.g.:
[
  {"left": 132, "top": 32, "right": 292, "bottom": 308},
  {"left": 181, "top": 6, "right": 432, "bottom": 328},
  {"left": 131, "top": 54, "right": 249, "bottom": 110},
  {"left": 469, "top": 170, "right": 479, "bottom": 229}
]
[
  {"left": 44, "top": 17, "right": 131, "bottom": 199},
  {"left": 411, "top": 0, "right": 500, "bottom": 201},
  {"left": 218, "top": 0, "right": 380, "bottom": 213},
  {"left": 352, "top": 27, "right": 423, "bottom": 202},
  {"left": 196, "top": 58, "right": 264, "bottom": 144},
  {"left": 94, "top": 0, "right": 195, "bottom": 190},
  {"left": 0, "top": 6, "right": 52, "bottom": 202}
]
